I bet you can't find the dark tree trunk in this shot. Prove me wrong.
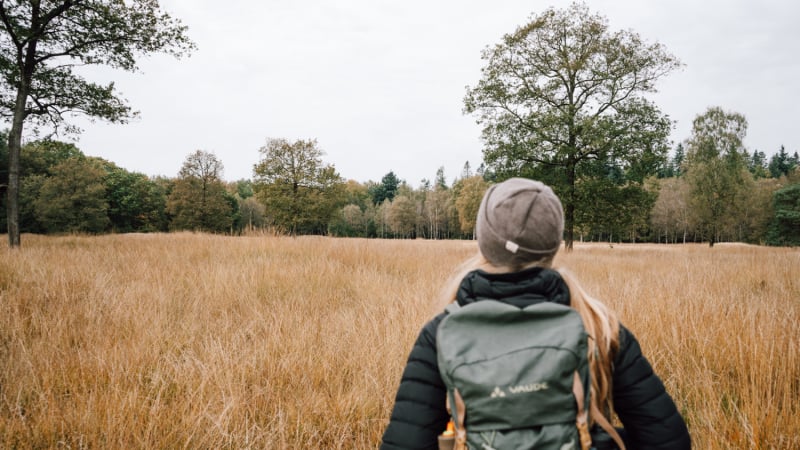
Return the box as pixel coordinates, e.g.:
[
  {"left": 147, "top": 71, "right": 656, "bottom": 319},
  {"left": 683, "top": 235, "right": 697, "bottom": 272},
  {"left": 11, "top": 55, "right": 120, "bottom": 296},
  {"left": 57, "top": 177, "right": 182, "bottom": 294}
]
[
  {"left": 6, "top": 16, "right": 38, "bottom": 248},
  {"left": 564, "top": 159, "right": 576, "bottom": 251},
  {"left": 7, "top": 85, "right": 28, "bottom": 248}
]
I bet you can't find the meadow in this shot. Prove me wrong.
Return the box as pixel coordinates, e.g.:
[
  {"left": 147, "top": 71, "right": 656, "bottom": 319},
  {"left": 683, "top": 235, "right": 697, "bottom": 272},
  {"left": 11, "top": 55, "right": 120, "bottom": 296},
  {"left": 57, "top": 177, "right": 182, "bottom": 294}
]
[{"left": 0, "top": 233, "right": 798, "bottom": 449}]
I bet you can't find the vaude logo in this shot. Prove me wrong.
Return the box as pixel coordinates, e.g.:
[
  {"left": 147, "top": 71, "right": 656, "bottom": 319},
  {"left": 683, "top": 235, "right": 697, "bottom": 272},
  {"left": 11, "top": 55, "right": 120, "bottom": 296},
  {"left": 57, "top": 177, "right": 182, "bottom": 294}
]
[
  {"left": 490, "top": 382, "right": 548, "bottom": 398},
  {"left": 490, "top": 387, "right": 506, "bottom": 398},
  {"left": 508, "top": 382, "right": 549, "bottom": 394}
]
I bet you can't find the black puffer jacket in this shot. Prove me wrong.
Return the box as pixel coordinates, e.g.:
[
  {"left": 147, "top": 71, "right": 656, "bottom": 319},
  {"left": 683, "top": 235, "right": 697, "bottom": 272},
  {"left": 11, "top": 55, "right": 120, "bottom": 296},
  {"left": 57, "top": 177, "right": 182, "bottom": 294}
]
[{"left": 381, "top": 267, "right": 691, "bottom": 450}]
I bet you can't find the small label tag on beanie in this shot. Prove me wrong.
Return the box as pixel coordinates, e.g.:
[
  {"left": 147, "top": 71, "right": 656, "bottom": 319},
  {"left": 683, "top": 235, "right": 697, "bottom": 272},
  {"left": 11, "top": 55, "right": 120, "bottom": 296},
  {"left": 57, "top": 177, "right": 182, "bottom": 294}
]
[{"left": 505, "top": 240, "right": 520, "bottom": 253}]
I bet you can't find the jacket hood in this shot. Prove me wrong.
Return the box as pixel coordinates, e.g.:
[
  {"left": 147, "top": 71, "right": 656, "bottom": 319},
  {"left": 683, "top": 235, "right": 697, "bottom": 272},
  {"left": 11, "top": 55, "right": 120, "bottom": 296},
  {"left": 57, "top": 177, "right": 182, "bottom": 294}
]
[{"left": 456, "top": 266, "right": 570, "bottom": 308}]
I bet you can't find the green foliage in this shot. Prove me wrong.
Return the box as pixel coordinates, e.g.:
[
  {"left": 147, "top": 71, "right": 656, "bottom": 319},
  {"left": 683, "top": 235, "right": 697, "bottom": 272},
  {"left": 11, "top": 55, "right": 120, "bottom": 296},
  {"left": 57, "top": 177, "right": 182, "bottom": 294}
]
[
  {"left": 4, "top": 138, "right": 171, "bottom": 235},
  {"left": 748, "top": 150, "right": 770, "bottom": 179},
  {"left": 0, "top": 136, "right": 85, "bottom": 232},
  {"left": 435, "top": 167, "right": 448, "bottom": 190},
  {"left": 574, "top": 169, "right": 657, "bottom": 242},
  {"left": 657, "top": 144, "right": 685, "bottom": 178},
  {"left": 343, "top": 180, "right": 371, "bottom": 211},
  {"left": 673, "top": 144, "right": 685, "bottom": 177},
  {"left": 167, "top": 150, "right": 234, "bottom": 233},
  {"left": 223, "top": 188, "right": 241, "bottom": 233},
  {"left": 0, "top": 0, "right": 195, "bottom": 130},
  {"left": 652, "top": 160, "right": 783, "bottom": 245},
  {"left": 464, "top": 2, "right": 679, "bottom": 248},
  {"left": 387, "top": 195, "right": 417, "bottom": 238},
  {"left": 33, "top": 157, "right": 110, "bottom": 233},
  {"left": 19, "top": 173, "right": 46, "bottom": 233},
  {"left": 329, "top": 204, "right": 367, "bottom": 237},
  {"left": 369, "top": 171, "right": 401, "bottom": 205},
  {"left": 236, "top": 197, "right": 265, "bottom": 231},
  {"left": 234, "top": 179, "right": 255, "bottom": 200},
  {"left": 19, "top": 140, "right": 84, "bottom": 176},
  {"left": 737, "top": 177, "right": 779, "bottom": 244},
  {"left": 766, "top": 183, "right": 800, "bottom": 246},
  {"left": 684, "top": 107, "right": 751, "bottom": 246},
  {"left": 768, "top": 146, "right": 799, "bottom": 178},
  {"left": 253, "top": 138, "right": 346, "bottom": 235},
  {"left": 105, "top": 165, "right": 167, "bottom": 232},
  {"left": 454, "top": 176, "right": 488, "bottom": 236}
]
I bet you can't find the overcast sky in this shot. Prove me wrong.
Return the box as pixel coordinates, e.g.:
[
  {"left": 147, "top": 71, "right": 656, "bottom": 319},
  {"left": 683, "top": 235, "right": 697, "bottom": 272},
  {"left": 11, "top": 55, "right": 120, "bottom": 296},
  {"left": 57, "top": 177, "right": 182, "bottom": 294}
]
[{"left": 22, "top": 0, "right": 800, "bottom": 186}]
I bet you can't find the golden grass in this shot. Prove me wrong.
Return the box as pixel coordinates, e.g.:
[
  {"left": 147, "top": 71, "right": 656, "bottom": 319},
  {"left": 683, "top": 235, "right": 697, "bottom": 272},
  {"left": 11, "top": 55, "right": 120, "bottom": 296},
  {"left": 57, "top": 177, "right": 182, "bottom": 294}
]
[{"left": 0, "top": 234, "right": 797, "bottom": 449}]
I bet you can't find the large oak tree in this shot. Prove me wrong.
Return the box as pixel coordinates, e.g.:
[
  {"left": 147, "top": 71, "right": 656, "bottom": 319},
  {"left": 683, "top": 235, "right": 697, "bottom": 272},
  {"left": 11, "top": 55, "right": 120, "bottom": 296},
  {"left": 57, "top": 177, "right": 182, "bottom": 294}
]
[
  {"left": 464, "top": 2, "right": 680, "bottom": 249},
  {"left": 253, "top": 138, "right": 346, "bottom": 235},
  {"left": 0, "top": 0, "right": 193, "bottom": 247},
  {"left": 167, "top": 150, "right": 233, "bottom": 233}
]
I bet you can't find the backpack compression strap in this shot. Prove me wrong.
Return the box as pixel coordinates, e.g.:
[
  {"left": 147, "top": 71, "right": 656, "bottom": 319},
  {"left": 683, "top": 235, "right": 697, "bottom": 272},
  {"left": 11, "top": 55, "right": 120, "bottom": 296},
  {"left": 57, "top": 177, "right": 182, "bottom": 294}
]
[
  {"left": 574, "top": 367, "right": 626, "bottom": 450},
  {"left": 444, "top": 388, "right": 467, "bottom": 450},
  {"left": 572, "top": 371, "right": 592, "bottom": 450},
  {"left": 590, "top": 401, "right": 626, "bottom": 450}
]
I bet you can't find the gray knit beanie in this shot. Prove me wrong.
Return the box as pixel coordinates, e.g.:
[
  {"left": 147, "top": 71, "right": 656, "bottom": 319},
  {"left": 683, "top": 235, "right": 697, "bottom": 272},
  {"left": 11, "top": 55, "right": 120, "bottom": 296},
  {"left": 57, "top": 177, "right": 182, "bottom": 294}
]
[{"left": 476, "top": 178, "right": 564, "bottom": 267}]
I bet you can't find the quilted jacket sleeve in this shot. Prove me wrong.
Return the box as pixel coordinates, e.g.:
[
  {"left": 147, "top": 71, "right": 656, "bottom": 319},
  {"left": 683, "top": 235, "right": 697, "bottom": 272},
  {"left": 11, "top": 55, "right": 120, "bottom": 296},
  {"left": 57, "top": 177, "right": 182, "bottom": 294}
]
[
  {"left": 380, "top": 314, "right": 449, "bottom": 450},
  {"left": 613, "top": 325, "right": 692, "bottom": 449}
]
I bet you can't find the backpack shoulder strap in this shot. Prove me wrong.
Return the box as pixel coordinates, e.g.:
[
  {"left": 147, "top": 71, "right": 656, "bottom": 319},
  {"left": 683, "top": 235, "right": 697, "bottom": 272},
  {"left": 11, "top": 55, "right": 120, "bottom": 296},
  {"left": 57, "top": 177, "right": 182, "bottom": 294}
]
[{"left": 444, "top": 302, "right": 461, "bottom": 314}]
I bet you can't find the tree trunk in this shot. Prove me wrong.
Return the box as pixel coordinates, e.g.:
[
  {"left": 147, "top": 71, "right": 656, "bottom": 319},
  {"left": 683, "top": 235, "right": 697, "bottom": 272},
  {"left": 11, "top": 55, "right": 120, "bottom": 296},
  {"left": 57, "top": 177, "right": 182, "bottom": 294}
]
[
  {"left": 7, "top": 84, "right": 29, "bottom": 248},
  {"left": 6, "top": 20, "right": 39, "bottom": 248},
  {"left": 564, "top": 161, "right": 576, "bottom": 251}
]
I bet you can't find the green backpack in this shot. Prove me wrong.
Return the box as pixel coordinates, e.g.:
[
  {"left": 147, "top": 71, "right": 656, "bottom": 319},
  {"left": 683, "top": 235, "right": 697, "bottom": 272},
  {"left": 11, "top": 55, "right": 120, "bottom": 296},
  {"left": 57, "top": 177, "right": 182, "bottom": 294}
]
[{"left": 436, "top": 300, "right": 596, "bottom": 450}]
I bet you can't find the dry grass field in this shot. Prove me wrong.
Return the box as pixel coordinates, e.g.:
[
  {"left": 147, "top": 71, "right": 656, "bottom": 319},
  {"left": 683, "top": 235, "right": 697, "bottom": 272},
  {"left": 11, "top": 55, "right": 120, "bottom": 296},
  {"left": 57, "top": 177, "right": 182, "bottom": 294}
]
[{"left": 0, "top": 233, "right": 798, "bottom": 449}]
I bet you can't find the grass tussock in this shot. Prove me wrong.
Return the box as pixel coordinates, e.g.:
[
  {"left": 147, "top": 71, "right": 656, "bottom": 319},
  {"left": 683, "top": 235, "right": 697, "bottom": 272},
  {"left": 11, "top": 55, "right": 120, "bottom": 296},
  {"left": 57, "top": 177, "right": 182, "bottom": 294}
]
[{"left": 0, "top": 234, "right": 798, "bottom": 449}]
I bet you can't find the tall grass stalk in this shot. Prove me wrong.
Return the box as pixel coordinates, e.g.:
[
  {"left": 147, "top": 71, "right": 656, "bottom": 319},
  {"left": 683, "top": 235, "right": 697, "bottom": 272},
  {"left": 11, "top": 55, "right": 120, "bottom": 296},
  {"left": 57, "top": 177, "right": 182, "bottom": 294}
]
[{"left": 0, "top": 234, "right": 797, "bottom": 449}]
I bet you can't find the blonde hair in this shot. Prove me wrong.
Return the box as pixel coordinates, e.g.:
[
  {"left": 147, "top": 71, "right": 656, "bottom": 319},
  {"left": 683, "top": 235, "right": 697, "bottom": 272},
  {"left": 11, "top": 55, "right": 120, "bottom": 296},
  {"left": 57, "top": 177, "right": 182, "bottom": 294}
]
[{"left": 437, "top": 252, "right": 620, "bottom": 420}]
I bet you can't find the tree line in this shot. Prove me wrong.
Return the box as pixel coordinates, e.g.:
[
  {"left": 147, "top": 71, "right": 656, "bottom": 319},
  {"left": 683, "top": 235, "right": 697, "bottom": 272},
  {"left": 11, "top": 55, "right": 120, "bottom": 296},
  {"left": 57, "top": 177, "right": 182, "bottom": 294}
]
[
  {"left": 0, "top": 133, "right": 489, "bottom": 239},
  {"left": 326, "top": 109, "right": 800, "bottom": 247},
  {"left": 0, "top": 126, "right": 797, "bottom": 247},
  {"left": 650, "top": 109, "right": 800, "bottom": 247}
]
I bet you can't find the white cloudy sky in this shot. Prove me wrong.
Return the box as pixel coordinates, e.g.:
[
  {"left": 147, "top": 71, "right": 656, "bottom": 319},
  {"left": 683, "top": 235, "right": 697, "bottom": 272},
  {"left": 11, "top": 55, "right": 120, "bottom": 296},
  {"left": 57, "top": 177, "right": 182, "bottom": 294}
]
[{"left": 25, "top": 0, "right": 800, "bottom": 185}]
